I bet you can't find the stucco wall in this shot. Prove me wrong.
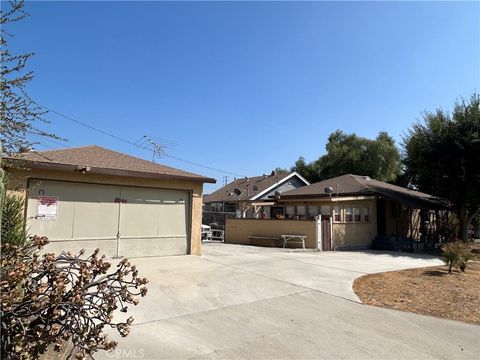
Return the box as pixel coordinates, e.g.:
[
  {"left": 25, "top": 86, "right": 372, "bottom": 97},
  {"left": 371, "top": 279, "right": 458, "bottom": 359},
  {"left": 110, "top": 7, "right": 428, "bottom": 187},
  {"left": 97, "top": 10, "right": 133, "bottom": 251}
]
[
  {"left": 332, "top": 223, "right": 375, "bottom": 249},
  {"left": 276, "top": 198, "right": 377, "bottom": 249},
  {"left": 330, "top": 199, "right": 377, "bottom": 249},
  {"left": 6, "top": 167, "right": 204, "bottom": 256},
  {"left": 225, "top": 219, "right": 317, "bottom": 248}
]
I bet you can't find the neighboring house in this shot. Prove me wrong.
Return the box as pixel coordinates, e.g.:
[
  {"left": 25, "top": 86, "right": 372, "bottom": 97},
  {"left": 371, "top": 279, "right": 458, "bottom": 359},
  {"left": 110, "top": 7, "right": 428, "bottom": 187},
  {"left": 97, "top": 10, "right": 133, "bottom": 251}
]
[
  {"left": 276, "top": 174, "right": 448, "bottom": 249},
  {"left": 203, "top": 171, "right": 310, "bottom": 219},
  {"left": 4, "top": 146, "right": 215, "bottom": 258}
]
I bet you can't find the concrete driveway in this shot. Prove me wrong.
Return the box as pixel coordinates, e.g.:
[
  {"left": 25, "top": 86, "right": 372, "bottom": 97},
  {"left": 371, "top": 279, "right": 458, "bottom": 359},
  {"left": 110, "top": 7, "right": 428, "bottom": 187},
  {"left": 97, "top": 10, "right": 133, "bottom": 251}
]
[{"left": 98, "top": 243, "right": 480, "bottom": 360}]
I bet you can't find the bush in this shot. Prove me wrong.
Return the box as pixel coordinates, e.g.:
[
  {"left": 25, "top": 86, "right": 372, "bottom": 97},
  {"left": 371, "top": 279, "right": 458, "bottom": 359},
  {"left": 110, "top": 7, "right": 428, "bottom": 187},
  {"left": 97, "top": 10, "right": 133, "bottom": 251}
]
[
  {"left": 442, "top": 241, "right": 473, "bottom": 273},
  {"left": 1, "top": 192, "right": 27, "bottom": 246},
  {"left": 0, "top": 237, "right": 148, "bottom": 359}
]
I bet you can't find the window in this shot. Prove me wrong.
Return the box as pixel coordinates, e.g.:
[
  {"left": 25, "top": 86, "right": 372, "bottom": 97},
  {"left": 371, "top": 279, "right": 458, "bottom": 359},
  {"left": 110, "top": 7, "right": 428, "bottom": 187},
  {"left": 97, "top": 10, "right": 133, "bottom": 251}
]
[
  {"left": 308, "top": 205, "right": 319, "bottom": 217},
  {"left": 270, "top": 207, "right": 284, "bottom": 219},
  {"left": 334, "top": 206, "right": 341, "bottom": 222},
  {"left": 296, "top": 205, "right": 306, "bottom": 216},
  {"left": 286, "top": 206, "right": 295, "bottom": 219},
  {"left": 345, "top": 207, "right": 353, "bottom": 222},
  {"left": 353, "top": 207, "right": 361, "bottom": 222},
  {"left": 320, "top": 206, "right": 331, "bottom": 216},
  {"left": 362, "top": 207, "right": 370, "bottom": 222}
]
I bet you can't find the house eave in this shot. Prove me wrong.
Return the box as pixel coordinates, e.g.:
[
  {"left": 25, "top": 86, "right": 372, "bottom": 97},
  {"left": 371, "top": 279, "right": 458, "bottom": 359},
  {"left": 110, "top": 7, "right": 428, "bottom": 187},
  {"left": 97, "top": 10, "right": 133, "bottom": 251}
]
[{"left": 4, "top": 159, "right": 217, "bottom": 184}]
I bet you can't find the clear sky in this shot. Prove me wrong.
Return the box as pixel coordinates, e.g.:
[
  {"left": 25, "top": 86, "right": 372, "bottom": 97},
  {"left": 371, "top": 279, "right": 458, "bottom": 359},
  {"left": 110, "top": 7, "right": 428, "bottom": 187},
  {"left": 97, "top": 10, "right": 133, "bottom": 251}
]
[{"left": 8, "top": 1, "right": 480, "bottom": 193}]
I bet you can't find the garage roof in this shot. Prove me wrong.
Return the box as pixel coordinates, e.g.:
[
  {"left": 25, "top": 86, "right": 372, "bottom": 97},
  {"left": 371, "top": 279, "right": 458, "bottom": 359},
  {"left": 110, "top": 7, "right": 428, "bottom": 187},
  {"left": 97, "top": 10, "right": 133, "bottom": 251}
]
[
  {"left": 5, "top": 145, "right": 216, "bottom": 183},
  {"left": 280, "top": 174, "right": 448, "bottom": 209}
]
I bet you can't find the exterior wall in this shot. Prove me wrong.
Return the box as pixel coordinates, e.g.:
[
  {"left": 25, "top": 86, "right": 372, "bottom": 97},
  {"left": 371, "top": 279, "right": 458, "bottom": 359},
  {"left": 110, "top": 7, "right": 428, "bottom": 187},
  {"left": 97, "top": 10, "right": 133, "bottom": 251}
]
[
  {"left": 6, "top": 167, "right": 204, "bottom": 256},
  {"left": 330, "top": 199, "right": 377, "bottom": 249},
  {"left": 225, "top": 219, "right": 317, "bottom": 248},
  {"left": 277, "top": 198, "right": 377, "bottom": 249}
]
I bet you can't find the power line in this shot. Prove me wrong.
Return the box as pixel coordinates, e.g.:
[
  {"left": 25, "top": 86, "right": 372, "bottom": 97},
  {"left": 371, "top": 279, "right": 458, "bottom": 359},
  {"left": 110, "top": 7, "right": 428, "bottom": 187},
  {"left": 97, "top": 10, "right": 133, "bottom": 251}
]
[
  {"left": 29, "top": 133, "right": 72, "bottom": 149},
  {"left": 34, "top": 102, "right": 143, "bottom": 148},
  {"left": 165, "top": 153, "right": 244, "bottom": 177},
  {"left": 32, "top": 101, "right": 246, "bottom": 177}
]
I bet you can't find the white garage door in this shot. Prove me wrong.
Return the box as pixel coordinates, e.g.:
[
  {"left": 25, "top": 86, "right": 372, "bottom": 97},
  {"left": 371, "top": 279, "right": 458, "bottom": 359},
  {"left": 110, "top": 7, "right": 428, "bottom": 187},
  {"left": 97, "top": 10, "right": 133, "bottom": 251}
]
[{"left": 26, "top": 180, "right": 190, "bottom": 258}]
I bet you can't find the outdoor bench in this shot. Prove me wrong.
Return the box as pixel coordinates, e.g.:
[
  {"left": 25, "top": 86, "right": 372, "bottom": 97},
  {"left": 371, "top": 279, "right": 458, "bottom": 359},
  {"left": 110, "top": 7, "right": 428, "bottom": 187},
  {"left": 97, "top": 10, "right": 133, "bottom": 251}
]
[{"left": 248, "top": 235, "right": 281, "bottom": 247}]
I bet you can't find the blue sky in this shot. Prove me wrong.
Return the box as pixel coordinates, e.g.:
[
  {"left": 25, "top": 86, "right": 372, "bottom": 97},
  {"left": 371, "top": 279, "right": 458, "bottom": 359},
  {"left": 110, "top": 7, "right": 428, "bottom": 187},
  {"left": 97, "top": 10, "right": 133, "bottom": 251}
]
[{"left": 9, "top": 1, "right": 480, "bottom": 192}]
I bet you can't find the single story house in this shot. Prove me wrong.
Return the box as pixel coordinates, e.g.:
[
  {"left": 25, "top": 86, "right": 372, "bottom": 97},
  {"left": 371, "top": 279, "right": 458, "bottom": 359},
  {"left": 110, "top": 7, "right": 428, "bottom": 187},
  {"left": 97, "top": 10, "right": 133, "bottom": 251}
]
[
  {"left": 276, "top": 174, "right": 448, "bottom": 249},
  {"left": 203, "top": 171, "right": 309, "bottom": 219},
  {"left": 225, "top": 174, "right": 448, "bottom": 250},
  {"left": 4, "top": 145, "right": 216, "bottom": 258}
]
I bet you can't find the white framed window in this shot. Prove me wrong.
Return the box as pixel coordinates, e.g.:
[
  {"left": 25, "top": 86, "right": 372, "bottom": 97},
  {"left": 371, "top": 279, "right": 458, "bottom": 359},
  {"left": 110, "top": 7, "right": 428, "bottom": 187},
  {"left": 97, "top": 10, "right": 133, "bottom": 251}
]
[
  {"left": 353, "top": 207, "right": 361, "bottom": 222},
  {"left": 362, "top": 207, "right": 370, "bottom": 222},
  {"left": 334, "top": 206, "right": 341, "bottom": 222},
  {"left": 344, "top": 207, "right": 353, "bottom": 222}
]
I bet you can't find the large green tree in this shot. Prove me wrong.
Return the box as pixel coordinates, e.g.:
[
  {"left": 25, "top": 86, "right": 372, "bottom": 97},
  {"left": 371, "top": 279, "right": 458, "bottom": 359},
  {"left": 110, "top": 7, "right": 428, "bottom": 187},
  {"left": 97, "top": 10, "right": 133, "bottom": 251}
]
[
  {"left": 291, "top": 131, "right": 401, "bottom": 183},
  {"left": 403, "top": 94, "right": 480, "bottom": 241}
]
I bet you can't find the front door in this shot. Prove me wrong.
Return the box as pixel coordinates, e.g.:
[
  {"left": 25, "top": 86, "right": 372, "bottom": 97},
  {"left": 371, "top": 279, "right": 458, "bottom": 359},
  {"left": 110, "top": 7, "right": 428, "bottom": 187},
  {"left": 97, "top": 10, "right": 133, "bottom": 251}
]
[{"left": 377, "top": 198, "right": 386, "bottom": 236}]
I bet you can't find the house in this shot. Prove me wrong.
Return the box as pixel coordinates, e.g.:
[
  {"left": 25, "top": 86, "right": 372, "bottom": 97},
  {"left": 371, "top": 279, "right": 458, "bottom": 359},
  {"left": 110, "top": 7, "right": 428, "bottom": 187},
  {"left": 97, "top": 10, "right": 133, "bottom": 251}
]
[
  {"left": 203, "top": 171, "right": 310, "bottom": 219},
  {"left": 277, "top": 174, "right": 448, "bottom": 249},
  {"left": 224, "top": 174, "right": 448, "bottom": 250},
  {"left": 4, "top": 146, "right": 216, "bottom": 258}
]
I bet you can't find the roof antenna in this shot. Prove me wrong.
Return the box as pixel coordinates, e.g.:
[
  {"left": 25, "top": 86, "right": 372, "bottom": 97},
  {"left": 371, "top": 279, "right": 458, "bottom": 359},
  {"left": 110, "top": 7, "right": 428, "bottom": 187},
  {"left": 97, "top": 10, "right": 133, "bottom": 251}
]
[{"left": 141, "top": 136, "right": 167, "bottom": 163}]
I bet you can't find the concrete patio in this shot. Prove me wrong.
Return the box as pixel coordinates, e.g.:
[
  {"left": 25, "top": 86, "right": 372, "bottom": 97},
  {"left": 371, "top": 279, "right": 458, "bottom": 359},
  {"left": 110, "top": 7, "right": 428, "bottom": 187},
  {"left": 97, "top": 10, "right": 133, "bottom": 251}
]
[{"left": 97, "top": 243, "right": 480, "bottom": 360}]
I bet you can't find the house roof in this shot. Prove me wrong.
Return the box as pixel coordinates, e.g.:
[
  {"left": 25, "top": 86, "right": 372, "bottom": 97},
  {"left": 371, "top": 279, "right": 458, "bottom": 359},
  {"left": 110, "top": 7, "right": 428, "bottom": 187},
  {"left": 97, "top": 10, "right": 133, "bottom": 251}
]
[
  {"left": 204, "top": 171, "right": 309, "bottom": 203},
  {"left": 280, "top": 174, "right": 448, "bottom": 209},
  {"left": 4, "top": 145, "right": 216, "bottom": 183}
]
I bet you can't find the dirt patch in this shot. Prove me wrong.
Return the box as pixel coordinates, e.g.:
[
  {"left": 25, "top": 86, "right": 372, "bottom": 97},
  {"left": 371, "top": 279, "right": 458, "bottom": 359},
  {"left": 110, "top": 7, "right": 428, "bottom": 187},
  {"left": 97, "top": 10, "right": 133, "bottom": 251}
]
[{"left": 353, "top": 261, "right": 480, "bottom": 325}]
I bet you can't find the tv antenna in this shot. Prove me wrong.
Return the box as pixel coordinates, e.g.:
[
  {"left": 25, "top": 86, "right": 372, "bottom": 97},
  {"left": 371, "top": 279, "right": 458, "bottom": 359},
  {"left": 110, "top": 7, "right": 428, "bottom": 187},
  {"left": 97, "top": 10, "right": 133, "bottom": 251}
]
[{"left": 140, "top": 136, "right": 167, "bottom": 163}]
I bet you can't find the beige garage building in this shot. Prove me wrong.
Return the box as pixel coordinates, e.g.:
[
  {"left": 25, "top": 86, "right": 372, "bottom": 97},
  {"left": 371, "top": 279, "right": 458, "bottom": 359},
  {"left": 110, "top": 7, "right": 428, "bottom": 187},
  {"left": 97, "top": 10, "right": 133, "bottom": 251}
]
[{"left": 5, "top": 146, "right": 215, "bottom": 258}]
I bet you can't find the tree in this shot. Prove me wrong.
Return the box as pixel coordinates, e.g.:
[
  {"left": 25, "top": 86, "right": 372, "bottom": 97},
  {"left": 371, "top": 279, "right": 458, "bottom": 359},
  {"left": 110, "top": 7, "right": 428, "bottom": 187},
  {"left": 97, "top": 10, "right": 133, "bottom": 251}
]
[
  {"left": 403, "top": 94, "right": 480, "bottom": 241},
  {"left": 290, "top": 156, "right": 323, "bottom": 183},
  {"left": 290, "top": 131, "right": 401, "bottom": 183},
  {"left": 1, "top": 0, "right": 60, "bottom": 155}
]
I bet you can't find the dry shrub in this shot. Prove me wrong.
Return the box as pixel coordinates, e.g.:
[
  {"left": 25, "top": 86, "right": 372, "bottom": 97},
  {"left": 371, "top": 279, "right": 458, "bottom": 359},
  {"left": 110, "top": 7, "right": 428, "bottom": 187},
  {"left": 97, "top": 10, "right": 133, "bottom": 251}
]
[
  {"left": 0, "top": 236, "right": 148, "bottom": 359},
  {"left": 442, "top": 241, "right": 474, "bottom": 273}
]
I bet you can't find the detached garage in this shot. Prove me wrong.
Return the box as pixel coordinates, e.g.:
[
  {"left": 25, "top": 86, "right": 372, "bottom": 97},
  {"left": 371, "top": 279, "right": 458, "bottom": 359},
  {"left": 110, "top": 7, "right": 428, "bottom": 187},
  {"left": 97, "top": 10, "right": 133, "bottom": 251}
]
[{"left": 5, "top": 146, "right": 215, "bottom": 258}]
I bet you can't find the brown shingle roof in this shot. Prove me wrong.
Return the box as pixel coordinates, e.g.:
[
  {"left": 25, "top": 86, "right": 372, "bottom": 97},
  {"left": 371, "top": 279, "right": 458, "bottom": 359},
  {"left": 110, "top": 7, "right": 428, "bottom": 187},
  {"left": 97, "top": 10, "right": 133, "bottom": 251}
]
[
  {"left": 281, "top": 174, "right": 448, "bottom": 209},
  {"left": 204, "top": 172, "right": 303, "bottom": 203},
  {"left": 4, "top": 145, "right": 216, "bottom": 183}
]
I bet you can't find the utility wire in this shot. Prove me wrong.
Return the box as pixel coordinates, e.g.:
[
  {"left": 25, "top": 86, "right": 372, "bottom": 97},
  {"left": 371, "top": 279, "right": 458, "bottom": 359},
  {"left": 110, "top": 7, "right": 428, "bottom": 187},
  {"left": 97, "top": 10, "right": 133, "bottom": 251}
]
[
  {"left": 34, "top": 102, "right": 143, "bottom": 148},
  {"left": 33, "top": 101, "right": 246, "bottom": 177}
]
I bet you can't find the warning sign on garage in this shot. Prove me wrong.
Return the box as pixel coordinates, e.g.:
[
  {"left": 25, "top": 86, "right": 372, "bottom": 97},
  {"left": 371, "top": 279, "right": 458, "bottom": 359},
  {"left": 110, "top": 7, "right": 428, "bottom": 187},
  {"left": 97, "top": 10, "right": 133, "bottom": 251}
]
[{"left": 37, "top": 196, "right": 59, "bottom": 221}]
